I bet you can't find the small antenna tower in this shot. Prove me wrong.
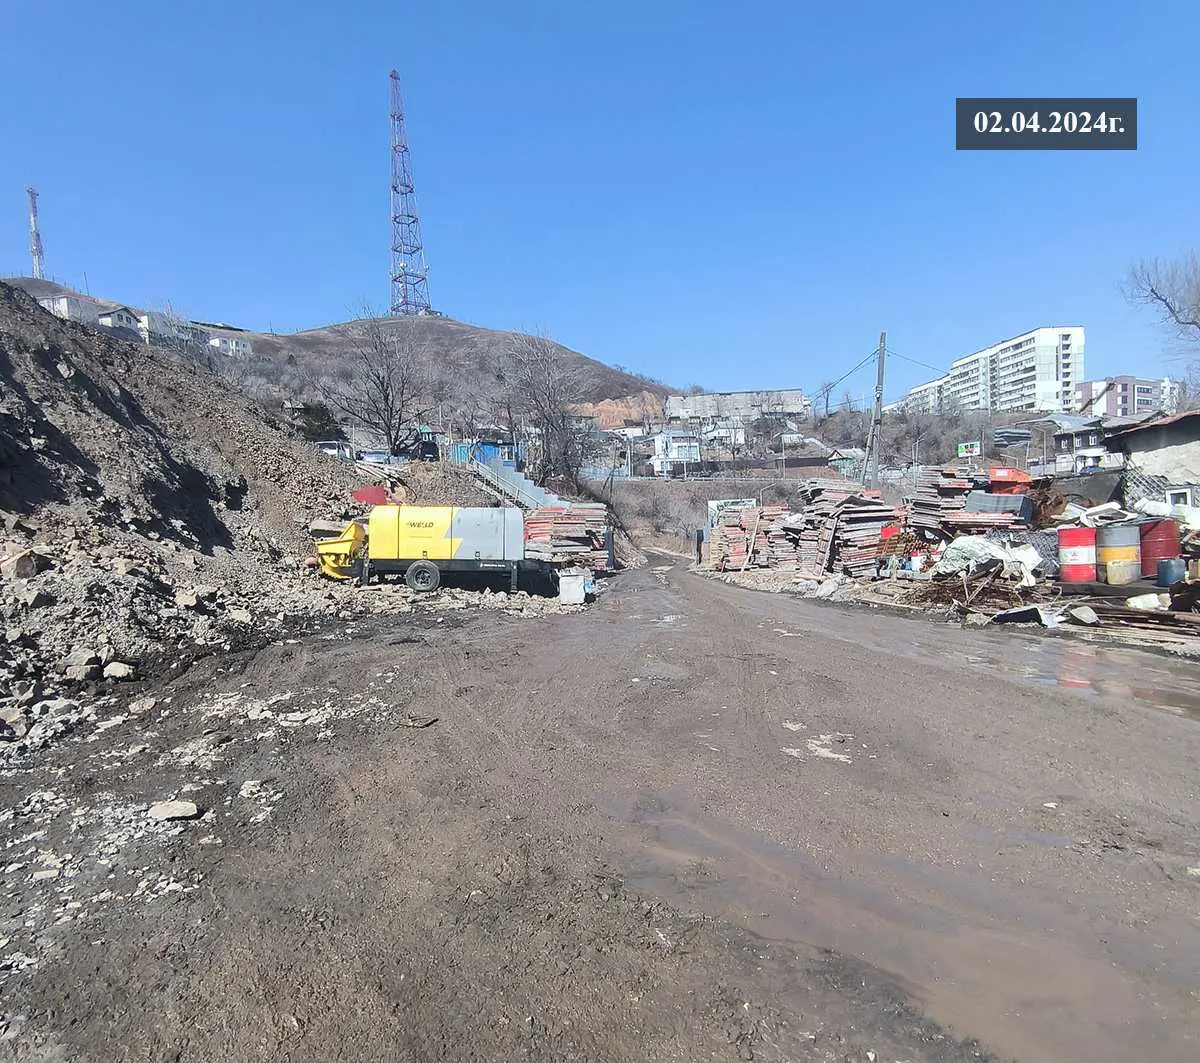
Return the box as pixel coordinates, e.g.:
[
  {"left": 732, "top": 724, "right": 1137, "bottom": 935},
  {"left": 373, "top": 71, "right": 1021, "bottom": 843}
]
[
  {"left": 389, "top": 70, "right": 431, "bottom": 315},
  {"left": 26, "top": 186, "right": 45, "bottom": 280}
]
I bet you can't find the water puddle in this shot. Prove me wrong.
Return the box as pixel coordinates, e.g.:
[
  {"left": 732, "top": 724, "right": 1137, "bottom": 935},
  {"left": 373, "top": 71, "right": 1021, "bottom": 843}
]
[
  {"left": 957, "top": 639, "right": 1200, "bottom": 720},
  {"left": 601, "top": 790, "right": 1196, "bottom": 1063}
]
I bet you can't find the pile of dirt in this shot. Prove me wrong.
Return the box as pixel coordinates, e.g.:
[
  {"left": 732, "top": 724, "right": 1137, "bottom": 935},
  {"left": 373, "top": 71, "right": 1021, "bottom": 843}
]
[
  {"left": 0, "top": 285, "right": 561, "bottom": 758},
  {"left": 371, "top": 460, "right": 499, "bottom": 508},
  {"left": 0, "top": 282, "right": 358, "bottom": 552}
]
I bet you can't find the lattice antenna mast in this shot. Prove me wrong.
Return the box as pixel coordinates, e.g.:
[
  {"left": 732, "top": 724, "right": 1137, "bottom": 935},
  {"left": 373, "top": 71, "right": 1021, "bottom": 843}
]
[
  {"left": 389, "top": 70, "right": 431, "bottom": 315},
  {"left": 26, "top": 186, "right": 45, "bottom": 280}
]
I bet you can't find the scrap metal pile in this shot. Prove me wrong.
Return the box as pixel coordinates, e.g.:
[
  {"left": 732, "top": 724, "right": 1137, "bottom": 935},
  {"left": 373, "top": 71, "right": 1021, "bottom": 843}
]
[{"left": 524, "top": 504, "right": 611, "bottom": 572}]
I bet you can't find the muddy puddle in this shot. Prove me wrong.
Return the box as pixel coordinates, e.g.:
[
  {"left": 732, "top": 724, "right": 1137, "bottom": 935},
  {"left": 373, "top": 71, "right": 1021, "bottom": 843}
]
[
  {"left": 752, "top": 599, "right": 1200, "bottom": 721},
  {"left": 960, "top": 636, "right": 1200, "bottom": 720},
  {"left": 601, "top": 790, "right": 1196, "bottom": 1063}
]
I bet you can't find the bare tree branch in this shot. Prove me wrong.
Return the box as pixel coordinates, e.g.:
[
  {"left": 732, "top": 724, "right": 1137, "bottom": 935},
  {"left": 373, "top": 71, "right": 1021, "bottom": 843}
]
[
  {"left": 318, "top": 306, "right": 430, "bottom": 454},
  {"left": 1127, "top": 256, "right": 1200, "bottom": 348},
  {"left": 500, "top": 332, "right": 594, "bottom": 489}
]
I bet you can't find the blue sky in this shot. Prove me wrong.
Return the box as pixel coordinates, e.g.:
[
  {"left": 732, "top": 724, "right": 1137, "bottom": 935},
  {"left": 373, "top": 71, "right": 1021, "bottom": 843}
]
[{"left": 2, "top": 0, "right": 1197, "bottom": 401}]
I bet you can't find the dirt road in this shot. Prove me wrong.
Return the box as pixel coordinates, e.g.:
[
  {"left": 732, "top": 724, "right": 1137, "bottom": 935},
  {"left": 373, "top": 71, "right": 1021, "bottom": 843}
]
[{"left": 4, "top": 561, "right": 1199, "bottom": 1062}]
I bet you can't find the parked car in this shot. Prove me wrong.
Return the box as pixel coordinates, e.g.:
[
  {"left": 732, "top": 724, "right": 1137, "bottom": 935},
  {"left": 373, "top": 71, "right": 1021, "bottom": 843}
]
[{"left": 316, "top": 441, "right": 357, "bottom": 462}]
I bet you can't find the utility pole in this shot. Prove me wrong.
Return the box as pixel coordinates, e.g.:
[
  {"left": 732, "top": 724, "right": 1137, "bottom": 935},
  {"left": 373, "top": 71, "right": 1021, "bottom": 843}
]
[
  {"left": 26, "top": 187, "right": 45, "bottom": 280},
  {"left": 861, "top": 331, "right": 886, "bottom": 487}
]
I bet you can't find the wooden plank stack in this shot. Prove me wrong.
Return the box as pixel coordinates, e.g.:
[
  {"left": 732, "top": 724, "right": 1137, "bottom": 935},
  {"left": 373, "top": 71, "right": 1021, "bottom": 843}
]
[
  {"left": 709, "top": 484, "right": 899, "bottom": 577},
  {"left": 829, "top": 494, "right": 904, "bottom": 576},
  {"left": 905, "top": 466, "right": 975, "bottom": 533},
  {"left": 524, "top": 503, "right": 610, "bottom": 571}
]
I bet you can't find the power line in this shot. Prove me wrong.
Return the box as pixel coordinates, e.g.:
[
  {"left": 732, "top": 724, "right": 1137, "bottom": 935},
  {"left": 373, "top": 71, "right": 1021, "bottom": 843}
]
[
  {"left": 884, "top": 347, "right": 943, "bottom": 375},
  {"left": 813, "top": 349, "right": 883, "bottom": 399}
]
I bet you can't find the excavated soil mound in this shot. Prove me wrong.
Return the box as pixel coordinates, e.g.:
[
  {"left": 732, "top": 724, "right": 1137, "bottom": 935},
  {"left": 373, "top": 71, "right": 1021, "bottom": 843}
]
[
  {"left": 0, "top": 285, "right": 541, "bottom": 759},
  {"left": 0, "top": 283, "right": 357, "bottom": 555}
]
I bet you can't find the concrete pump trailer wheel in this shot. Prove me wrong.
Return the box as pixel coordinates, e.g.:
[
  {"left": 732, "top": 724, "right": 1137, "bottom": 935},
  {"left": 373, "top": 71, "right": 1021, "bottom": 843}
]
[{"left": 405, "top": 560, "right": 441, "bottom": 592}]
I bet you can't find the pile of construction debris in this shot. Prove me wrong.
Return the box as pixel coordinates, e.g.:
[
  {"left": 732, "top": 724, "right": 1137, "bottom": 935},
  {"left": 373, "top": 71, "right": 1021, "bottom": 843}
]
[{"left": 706, "top": 484, "right": 899, "bottom": 578}]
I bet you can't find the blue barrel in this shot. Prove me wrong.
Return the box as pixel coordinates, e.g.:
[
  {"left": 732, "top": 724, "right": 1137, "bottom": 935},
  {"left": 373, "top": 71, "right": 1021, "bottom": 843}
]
[{"left": 1156, "top": 557, "right": 1186, "bottom": 587}]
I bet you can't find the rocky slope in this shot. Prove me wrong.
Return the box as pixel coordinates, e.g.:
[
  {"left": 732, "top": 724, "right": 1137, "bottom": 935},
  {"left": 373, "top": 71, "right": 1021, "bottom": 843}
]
[{"left": 0, "top": 283, "right": 532, "bottom": 761}]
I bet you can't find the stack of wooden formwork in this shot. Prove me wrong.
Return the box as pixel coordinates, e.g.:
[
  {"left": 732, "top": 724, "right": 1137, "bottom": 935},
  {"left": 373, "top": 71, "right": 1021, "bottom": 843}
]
[
  {"left": 795, "top": 481, "right": 900, "bottom": 577},
  {"left": 524, "top": 503, "right": 610, "bottom": 571},
  {"left": 905, "top": 466, "right": 975, "bottom": 533}
]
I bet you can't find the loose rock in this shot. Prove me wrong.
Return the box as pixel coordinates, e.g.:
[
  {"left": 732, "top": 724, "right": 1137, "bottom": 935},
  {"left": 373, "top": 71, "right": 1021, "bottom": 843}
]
[{"left": 147, "top": 800, "right": 201, "bottom": 822}]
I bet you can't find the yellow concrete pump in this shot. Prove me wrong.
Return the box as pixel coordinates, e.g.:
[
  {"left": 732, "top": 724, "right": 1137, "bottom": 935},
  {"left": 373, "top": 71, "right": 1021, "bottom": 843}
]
[{"left": 314, "top": 505, "right": 525, "bottom": 592}]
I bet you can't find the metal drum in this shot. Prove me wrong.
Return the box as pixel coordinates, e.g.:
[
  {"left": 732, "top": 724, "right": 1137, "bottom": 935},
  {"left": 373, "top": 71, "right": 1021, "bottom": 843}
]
[
  {"left": 1139, "top": 518, "right": 1180, "bottom": 577},
  {"left": 1096, "top": 524, "right": 1140, "bottom": 583},
  {"left": 1058, "top": 526, "right": 1096, "bottom": 582}
]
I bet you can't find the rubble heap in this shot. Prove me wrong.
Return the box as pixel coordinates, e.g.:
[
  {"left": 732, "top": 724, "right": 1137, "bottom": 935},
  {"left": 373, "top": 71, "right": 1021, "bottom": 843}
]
[{"left": 0, "top": 284, "right": 576, "bottom": 760}]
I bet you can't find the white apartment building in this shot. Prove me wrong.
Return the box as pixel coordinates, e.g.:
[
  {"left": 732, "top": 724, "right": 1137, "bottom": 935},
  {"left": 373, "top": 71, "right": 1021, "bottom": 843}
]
[
  {"left": 899, "top": 327, "right": 1084, "bottom": 414},
  {"left": 898, "top": 375, "right": 946, "bottom": 415}
]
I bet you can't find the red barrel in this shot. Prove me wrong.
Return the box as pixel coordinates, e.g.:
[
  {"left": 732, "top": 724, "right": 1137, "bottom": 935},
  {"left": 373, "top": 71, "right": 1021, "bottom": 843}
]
[
  {"left": 1058, "top": 526, "right": 1096, "bottom": 582},
  {"left": 1139, "top": 519, "right": 1180, "bottom": 578}
]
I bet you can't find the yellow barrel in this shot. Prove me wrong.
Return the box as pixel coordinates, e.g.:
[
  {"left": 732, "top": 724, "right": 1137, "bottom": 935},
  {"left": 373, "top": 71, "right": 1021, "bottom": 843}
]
[{"left": 1096, "top": 525, "right": 1140, "bottom": 583}]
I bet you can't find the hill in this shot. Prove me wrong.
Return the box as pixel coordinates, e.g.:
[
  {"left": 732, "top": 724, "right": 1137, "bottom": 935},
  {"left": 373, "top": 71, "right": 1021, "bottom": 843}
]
[{"left": 2, "top": 277, "right": 671, "bottom": 415}]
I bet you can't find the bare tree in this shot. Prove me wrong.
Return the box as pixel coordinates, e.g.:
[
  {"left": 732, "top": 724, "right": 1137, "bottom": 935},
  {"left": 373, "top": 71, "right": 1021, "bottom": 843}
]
[
  {"left": 321, "top": 310, "right": 429, "bottom": 454},
  {"left": 1127, "top": 255, "right": 1200, "bottom": 351},
  {"left": 1127, "top": 255, "right": 1200, "bottom": 410},
  {"left": 500, "top": 332, "right": 591, "bottom": 489}
]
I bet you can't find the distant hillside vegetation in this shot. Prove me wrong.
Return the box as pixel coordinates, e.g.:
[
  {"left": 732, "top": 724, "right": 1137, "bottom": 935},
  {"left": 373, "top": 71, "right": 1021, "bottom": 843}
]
[
  {"left": 2, "top": 278, "right": 670, "bottom": 418},
  {"left": 248, "top": 314, "right": 669, "bottom": 407}
]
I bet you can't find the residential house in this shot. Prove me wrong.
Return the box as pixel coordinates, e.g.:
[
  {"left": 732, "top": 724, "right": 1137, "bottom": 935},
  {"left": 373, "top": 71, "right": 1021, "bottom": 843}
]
[
  {"left": 1049, "top": 414, "right": 1163, "bottom": 474},
  {"left": 651, "top": 429, "right": 701, "bottom": 476},
  {"left": 37, "top": 294, "right": 101, "bottom": 325},
  {"left": 138, "top": 312, "right": 210, "bottom": 350},
  {"left": 701, "top": 420, "right": 747, "bottom": 449},
  {"left": 208, "top": 334, "right": 253, "bottom": 358},
  {"left": 97, "top": 306, "right": 141, "bottom": 333},
  {"left": 1104, "top": 411, "right": 1200, "bottom": 499}
]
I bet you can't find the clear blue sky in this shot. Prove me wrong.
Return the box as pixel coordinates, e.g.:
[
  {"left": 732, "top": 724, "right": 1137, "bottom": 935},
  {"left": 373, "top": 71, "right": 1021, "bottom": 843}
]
[{"left": 2, "top": 0, "right": 1197, "bottom": 401}]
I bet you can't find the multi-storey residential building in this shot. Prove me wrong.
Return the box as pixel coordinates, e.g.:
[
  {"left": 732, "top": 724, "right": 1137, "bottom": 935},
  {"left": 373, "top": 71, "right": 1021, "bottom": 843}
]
[
  {"left": 898, "top": 376, "right": 947, "bottom": 415},
  {"left": 665, "top": 388, "right": 811, "bottom": 422},
  {"left": 1075, "top": 376, "right": 1177, "bottom": 417},
  {"left": 898, "top": 327, "right": 1084, "bottom": 414}
]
